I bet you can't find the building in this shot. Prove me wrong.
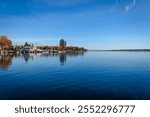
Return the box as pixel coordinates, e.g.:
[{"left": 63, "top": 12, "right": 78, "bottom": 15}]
[
  {"left": 60, "top": 39, "right": 66, "bottom": 47},
  {"left": 21, "top": 42, "right": 37, "bottom": 53}
]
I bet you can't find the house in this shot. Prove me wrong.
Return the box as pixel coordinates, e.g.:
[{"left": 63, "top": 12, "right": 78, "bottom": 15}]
[
  {"left": 21, "top": 42, "right": 37, "bottom": 53},
  {"left": 22, "top": 46, "right": 37, "bottom": 53}
]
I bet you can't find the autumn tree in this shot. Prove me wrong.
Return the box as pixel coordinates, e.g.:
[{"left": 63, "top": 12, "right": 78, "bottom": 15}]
[{"left": 0, "top": 36, "right": 12, "bottom": 50}]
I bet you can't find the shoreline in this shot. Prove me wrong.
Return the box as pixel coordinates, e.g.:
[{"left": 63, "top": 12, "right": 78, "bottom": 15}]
[{"left": 88, "top": 49, "right": 150, "bottom": 52}]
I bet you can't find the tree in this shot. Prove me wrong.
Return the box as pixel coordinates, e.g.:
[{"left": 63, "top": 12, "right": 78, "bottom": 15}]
[{"left": 0, "top": 36, "right": 12, "bottom": 50}]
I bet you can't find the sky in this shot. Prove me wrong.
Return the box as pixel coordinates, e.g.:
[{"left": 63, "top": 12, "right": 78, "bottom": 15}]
[{"left": 0, "top": 0, "right": 150, "bottom": 50}]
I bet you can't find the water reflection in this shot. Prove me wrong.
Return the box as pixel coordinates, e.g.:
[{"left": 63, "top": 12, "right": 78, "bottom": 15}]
[
  {"left": 0, "top": 54, "right": 13, "bottom": 70},
  {"left": 23, "top": 53, "right": 36, "bottom": 63},
  {"left": 59, "top": 54, "right": 66, "bottom": 65},
  {"left": 41, "top": 52, "right": 84, "bottom": 65},
  {"left": 0, "top": 52, "right": 85, "bottom": 70}
]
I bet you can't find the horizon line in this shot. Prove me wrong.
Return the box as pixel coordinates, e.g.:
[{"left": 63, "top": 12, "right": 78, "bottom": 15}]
[{"left": 88, "top": 49, "right": 150, "bottom": 51}]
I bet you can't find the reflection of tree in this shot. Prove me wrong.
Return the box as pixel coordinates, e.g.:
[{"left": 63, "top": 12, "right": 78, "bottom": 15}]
[
  {"left": 59, "top": 54, "right": 66, "bottom": 65},
  {"left": 0, "top": 54, "right": 12, "bottom": 70}
]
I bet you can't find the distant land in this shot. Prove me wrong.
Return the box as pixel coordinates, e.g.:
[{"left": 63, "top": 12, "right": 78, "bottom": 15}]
[{"left": 89, "top": 49, "right": 150, "bottom": 51}]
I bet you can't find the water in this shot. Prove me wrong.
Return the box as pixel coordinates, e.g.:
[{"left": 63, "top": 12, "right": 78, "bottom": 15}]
[{"left": 0, "top": 51, "right": 150, "bottom": 100}]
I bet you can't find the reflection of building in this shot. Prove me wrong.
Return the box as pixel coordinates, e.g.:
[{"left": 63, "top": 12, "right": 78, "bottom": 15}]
[
  {"left": 59, "top": 54, "right": 66, "bottom": 65},
  {"left": 23, "top": 54, "right": 30, "bottom": 63},
  {"left": 22, "top": 42, "right": 37, "bottom": 53},
  {"left": 60, "top": 39, "right": 66, "bottom": 47},
  {"left": 23, "top": 53, "right": 36, "bottom": 63}
]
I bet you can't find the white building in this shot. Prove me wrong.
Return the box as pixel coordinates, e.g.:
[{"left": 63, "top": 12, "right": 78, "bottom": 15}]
[
  {"left": 22, "top": 46, "right": 37, "bottom": 53},
  {"left": 21, "top": 42, "right": 37, "bottom": 53}
]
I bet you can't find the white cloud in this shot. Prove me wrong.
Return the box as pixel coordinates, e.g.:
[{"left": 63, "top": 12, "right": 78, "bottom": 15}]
[{"left": 125, "top": 0, "right": 136, "bottom": 11}]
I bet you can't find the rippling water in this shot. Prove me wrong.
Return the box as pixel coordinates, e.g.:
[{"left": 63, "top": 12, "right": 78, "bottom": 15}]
[{"left": 0, "top": 51, "right": 150, "bottom": 100}]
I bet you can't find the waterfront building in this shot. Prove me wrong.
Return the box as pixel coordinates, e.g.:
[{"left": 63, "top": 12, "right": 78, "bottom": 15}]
[
  {"left": 60, "top": 39, "right": 66, "bottom": 47},
  {"left": 21, "top": 42, "right": 37, "bottom": 53}
]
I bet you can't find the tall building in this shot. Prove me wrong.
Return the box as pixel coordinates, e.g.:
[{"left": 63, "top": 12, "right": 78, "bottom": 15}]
[
  {"left": 60, "top": 39, "right": 67, "bottom": 47},
  {"left": 64, "top": 41, "right": 66, "bottom": 47}
]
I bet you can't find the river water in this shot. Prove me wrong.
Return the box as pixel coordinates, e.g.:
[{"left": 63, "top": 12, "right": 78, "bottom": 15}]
[{"left": 0, "top": 51, "right": 150, "bottom": 100}]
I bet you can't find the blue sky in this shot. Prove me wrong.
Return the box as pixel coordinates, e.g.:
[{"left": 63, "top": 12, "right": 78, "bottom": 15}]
[{"left": 0, "top": 0, "right": 150, "bottom": 49}]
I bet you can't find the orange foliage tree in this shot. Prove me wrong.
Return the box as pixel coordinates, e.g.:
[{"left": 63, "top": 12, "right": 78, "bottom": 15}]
[{"left": 0, "top": 36, "right": 12, "bottom": 50}]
